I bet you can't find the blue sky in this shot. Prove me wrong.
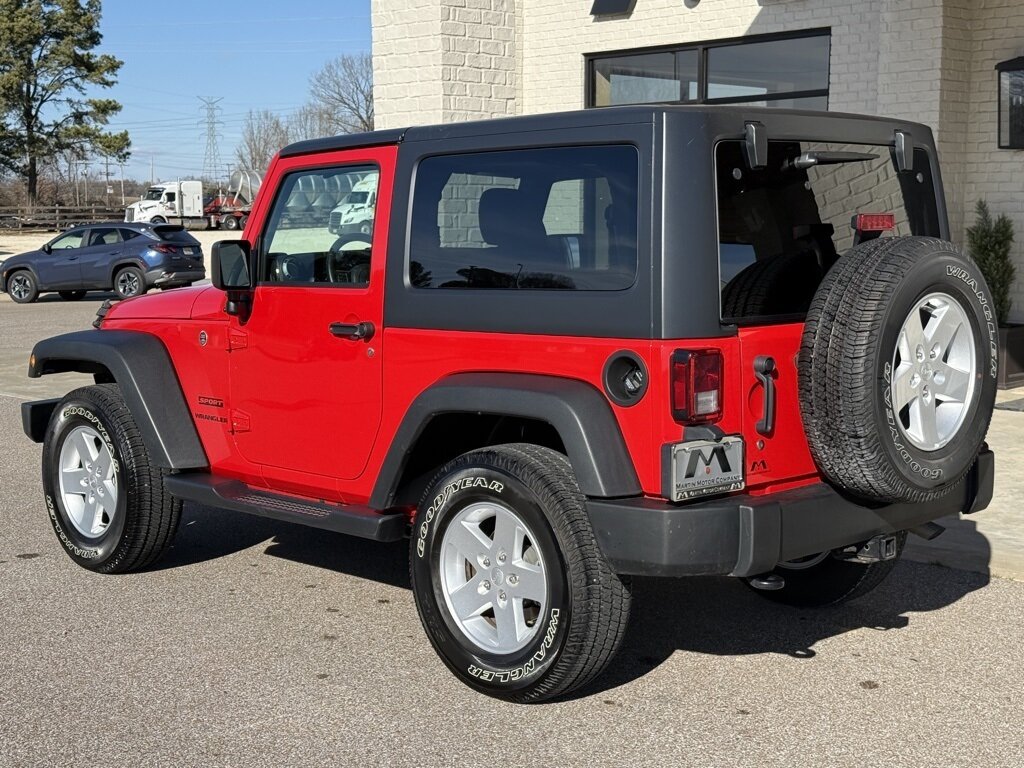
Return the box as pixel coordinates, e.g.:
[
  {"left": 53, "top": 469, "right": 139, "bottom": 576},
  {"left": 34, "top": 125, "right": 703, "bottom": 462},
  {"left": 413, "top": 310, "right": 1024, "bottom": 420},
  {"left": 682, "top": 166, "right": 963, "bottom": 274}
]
[{"left": 94, "top": 0, "right": 372, "bottom": 182}]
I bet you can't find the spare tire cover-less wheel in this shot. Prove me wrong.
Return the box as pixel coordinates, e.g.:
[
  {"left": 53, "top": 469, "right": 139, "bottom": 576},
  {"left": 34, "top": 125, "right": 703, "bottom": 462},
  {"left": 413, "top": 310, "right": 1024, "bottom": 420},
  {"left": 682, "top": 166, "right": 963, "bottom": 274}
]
[{"left": 799, "top": 237, "right": 997, "bottom": 503}]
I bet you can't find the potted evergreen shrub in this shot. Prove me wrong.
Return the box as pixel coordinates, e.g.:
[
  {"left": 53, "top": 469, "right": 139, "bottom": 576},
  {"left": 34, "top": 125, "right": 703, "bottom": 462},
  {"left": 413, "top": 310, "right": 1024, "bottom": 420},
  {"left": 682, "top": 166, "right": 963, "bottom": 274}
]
[{"left": 967, "top": 200, "right": 1023, "bottom": 388}]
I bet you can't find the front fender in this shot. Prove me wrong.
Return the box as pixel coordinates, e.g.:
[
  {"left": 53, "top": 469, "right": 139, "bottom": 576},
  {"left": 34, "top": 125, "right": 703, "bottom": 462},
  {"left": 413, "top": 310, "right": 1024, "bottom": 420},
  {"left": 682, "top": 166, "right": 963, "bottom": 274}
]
[
  {"left": 369, "top": 372, "right": 642, "bottom": 508},
  {"left": 28, "top": 329, "right": 207, "bottom": 470}
]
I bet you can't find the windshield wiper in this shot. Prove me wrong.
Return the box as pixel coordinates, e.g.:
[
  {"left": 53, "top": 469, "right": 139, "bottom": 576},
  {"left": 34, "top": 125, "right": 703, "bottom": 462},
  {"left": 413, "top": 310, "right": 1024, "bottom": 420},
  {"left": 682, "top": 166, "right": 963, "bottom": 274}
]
[{"left": 783, "top": 151, "right": 878, "bottom": 171}]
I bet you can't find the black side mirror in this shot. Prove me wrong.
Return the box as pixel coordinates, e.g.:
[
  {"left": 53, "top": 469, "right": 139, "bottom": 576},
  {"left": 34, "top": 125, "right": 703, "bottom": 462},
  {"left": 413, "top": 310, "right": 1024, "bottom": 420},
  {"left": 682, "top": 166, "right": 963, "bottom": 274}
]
[
  {"left": 211, "top": 240, "right": 253, "bottom": 317},
  {"left": 41, "top": 243, "right": 52, "bottom": 254},
  {"left": 211, "top": 240, "right": 252, "bottom": 290}
]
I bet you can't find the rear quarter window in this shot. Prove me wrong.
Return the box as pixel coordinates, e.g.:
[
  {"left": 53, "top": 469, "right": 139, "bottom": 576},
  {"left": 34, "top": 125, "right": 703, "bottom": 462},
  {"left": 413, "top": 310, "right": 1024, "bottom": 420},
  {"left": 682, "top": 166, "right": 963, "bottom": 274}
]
[
  {"left": 152, "top": 225, "right": 200, "bottom": 245},
  {"left": 716, "top": 140, "right": 939, "bottom": 323},
  {"left": 409, "top": 145, "right": 639, "bottom": 291}
]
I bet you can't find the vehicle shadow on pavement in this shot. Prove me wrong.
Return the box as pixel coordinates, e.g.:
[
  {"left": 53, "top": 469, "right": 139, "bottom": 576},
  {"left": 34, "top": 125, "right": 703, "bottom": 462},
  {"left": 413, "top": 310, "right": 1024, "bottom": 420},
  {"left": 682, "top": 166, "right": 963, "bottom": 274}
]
[
  {"left": 32, "top": 292, "right": 118, "bottom": 304},
  {"left": 157, "top": 503, "right": 992, "bottom": 697},
  {"left": 158, "top": 502, "right": 411, "bottom": 589},
  {"left": 580, "top": 552, "right": 991, "bottom": 700}
]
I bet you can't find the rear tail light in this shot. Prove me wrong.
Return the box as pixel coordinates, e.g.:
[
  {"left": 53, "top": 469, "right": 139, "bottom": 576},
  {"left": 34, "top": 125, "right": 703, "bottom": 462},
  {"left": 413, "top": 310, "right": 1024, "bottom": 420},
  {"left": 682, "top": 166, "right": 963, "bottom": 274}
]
[
  {"left": 151, "top": 243, "right": 176, "bottom": 254},
  {"left": 671, "top": 349, "right": 723, "bottom": 424},
  {"left": 853, "top": 213, "right": 895, "bottom": 233}
]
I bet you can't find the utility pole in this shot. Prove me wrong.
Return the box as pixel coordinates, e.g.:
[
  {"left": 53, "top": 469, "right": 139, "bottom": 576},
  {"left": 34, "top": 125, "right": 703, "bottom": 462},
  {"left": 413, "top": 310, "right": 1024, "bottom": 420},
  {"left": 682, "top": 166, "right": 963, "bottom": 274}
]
[
  {"left": 119, "top": 163, "right": 125, "bottom": 206},
  {"left": 81, "top": 162, "right": 90, "bottom": 206},
  {"left": 150, "top": 155, "right": 155, "bottom": 186},
  {"left": 199, "top": 96, "right": 224, "bottom": 183},
  {"left": 104, "top": 156, "right": 111, "bottom": 207}
]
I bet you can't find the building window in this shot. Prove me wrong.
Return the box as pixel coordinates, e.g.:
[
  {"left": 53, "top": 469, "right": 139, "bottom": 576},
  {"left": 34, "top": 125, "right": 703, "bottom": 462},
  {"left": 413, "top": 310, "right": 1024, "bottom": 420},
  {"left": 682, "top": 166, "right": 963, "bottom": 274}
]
[
  {"left": 997, "top": 57, "right": 1024, "bottom": 149},
  {"left": 588, "top": 29, "right": 830, "bottom": 110}
]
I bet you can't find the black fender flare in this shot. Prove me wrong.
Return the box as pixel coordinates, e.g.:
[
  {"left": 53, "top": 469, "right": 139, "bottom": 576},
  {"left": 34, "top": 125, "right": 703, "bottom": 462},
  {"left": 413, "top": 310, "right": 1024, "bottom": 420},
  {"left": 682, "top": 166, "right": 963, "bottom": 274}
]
[
  {"left": 368, "top": 372, "right": 642, "bottom": 508},
  {"left": 27, "top": 329, "right": 207, "bottom": 470}
]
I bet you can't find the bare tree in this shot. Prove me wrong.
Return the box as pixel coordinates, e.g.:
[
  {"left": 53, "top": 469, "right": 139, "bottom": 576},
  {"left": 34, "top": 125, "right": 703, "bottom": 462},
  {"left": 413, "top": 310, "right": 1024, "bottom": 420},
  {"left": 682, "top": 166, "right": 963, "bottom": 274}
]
[
  {"left": 235, "top": 110, "right": 290, "bottom": 172},
  {"left": 309, "top": 52, "right": 374, "bottom": 135},
  {"left": 287, "top": 104, "right": 335, "bottom": 143}
]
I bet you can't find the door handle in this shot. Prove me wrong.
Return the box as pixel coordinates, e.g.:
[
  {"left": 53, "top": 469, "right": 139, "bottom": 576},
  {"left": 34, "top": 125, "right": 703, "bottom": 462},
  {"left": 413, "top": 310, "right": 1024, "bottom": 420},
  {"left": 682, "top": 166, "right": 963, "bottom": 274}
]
[
  {"left": 754, "top": 355, "right": 776, "bottom": 436},
  {"left": 329, "top": 320, "right": 375, "bottom": 341}
]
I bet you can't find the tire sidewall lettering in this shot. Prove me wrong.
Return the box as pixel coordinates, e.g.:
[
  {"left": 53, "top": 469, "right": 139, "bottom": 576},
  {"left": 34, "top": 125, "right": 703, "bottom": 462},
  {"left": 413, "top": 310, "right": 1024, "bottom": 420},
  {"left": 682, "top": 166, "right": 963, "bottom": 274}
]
[
  {"left": 416, "top": 475, "right": 505, "bottom": 559},
  {"left": 43, "top": 399, "right": 128, "bottom": 566}
]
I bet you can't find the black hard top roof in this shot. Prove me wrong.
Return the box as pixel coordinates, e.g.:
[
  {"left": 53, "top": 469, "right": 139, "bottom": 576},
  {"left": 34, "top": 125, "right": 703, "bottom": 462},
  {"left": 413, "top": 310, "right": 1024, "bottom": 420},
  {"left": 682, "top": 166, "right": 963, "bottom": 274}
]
[{"left": 278, "top": 105, "right": 934, "bottom": 159}]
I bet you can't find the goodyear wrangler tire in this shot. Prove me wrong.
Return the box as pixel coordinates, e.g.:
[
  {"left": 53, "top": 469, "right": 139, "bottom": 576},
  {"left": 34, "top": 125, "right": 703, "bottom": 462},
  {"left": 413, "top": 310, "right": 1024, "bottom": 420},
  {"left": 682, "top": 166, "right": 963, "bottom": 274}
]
[
  {"left": 799, "top": 237, "right": 998, "bottom": 503},
  {"left": 40, "top": 384, "right": 182, "bottom": 573},
  {"left": 410, "top": 444, "right": 631, "bottom": 703}
]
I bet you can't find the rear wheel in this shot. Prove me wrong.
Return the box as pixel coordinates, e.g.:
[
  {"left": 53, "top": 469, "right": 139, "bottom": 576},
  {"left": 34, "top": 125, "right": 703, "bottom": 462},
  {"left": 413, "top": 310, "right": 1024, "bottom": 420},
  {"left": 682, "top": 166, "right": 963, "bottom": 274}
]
[
  {"left": 58, "top": 290, "right": 87, "bottom": 301},
  {"left": 748, "top": 532, "right": 908, "bottom": 607},
  {"left": 41, "top": 384, "right": 182, "bottom": 572},
  {"left": 114, "top": 266, "right": 145, "bottom": 299},
  {"left": 7, "top": 271, "right": 38, "bottom": 304},
  {"left": 222, "top": 215, "right": 239, "bottom": 231},
  {"left": 411, "top": 444, "right": 631, "bottom": 703}
]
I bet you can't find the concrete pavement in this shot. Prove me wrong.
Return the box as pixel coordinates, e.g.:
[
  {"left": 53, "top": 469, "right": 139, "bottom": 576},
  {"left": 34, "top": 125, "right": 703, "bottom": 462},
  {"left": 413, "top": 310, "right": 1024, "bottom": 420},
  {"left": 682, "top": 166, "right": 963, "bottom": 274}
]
[{"left": 1, "top": 232, "right": 1023, "bottom": 766}]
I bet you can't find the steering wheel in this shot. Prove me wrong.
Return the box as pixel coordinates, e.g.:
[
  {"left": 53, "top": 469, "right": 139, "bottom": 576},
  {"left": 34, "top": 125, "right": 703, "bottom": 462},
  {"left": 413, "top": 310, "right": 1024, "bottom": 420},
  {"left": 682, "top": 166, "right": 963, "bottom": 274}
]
[{"left": 328, "top": 234, "right": 372, "bottom": 284}]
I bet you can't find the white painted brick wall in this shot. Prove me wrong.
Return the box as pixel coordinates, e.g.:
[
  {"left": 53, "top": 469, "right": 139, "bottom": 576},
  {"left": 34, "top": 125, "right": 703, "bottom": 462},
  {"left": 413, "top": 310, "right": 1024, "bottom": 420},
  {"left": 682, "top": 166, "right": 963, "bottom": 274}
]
[
  {"left": 956, "top": 0, "right": 1024, "bottom": 322},
  {"left": 371, "top": 0, "right": 517, "bottom": 128},
  {"left": 373, "top": 0, "right": 1024, "bottom": 320}
]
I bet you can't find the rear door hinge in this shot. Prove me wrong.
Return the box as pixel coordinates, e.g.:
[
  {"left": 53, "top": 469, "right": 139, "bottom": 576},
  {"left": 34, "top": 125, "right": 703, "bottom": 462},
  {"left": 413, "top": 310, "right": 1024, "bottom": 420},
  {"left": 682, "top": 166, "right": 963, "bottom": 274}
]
[
  {"left": 230, "top": 410, "right": 251, "bottom": 433},
  {"left": 228, "top": 329, "right": 248, "bottom": 350}
]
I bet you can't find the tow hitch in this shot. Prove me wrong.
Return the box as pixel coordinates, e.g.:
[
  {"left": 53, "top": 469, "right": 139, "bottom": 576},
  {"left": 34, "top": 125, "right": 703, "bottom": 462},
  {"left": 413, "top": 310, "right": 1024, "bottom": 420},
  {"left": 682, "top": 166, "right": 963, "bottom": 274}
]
[{"left": 834, "top": 534, "right": 900, "bottom": 564}]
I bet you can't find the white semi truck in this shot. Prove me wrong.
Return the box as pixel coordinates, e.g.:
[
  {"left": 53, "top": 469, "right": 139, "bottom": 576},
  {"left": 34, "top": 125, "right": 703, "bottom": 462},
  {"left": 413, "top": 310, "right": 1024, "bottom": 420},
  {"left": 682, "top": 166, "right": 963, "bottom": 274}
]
[{"left": 124, "top": 180, "right": 204, "bottom": 225}]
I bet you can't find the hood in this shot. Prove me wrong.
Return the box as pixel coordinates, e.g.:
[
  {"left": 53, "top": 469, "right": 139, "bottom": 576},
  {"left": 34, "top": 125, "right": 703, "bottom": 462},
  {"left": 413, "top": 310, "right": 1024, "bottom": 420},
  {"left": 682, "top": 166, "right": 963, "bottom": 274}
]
[
  {"left": 103, "top": 286, "right": 222, "bottom": 322},
  {"left": 2, "top": 249, "right": 45, "bottom": 269}
]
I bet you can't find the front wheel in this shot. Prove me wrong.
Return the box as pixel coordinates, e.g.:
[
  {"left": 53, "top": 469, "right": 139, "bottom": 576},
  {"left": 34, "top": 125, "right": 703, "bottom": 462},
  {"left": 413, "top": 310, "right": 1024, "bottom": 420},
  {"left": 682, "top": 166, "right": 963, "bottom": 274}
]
[
  {"left": 411, "top": 444, "right": 631, "bottom": 703},
  {"left": 7, "top": 271, "right": 39, "bottom": 303},
  {"left": 748, "top": 532, "right": 908, "bottom": 608},
  {"left": 41, "top": 384, "right": 182, "bottom": 572}
]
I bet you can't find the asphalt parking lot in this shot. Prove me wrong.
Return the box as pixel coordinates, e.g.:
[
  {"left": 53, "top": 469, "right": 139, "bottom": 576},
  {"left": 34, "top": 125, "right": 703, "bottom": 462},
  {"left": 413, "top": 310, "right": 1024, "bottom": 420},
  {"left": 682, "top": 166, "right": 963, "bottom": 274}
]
[{"left": 1, "top": 233, "right": 1023, "bottom": 767}]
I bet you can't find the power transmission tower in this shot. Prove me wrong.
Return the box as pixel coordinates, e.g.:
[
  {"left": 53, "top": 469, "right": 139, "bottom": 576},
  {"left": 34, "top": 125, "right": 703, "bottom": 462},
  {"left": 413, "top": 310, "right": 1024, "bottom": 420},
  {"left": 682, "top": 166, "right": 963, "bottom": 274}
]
[{"left": 198, "top": 96, "right": 224, "bottom": 182}]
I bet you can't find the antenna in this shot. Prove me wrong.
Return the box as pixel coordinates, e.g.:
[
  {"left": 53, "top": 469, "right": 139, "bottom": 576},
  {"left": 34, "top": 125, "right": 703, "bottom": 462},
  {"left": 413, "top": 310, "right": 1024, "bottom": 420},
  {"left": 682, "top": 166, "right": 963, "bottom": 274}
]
[{"left": 198, "top": 96, "right": 224, "bottom": 182}]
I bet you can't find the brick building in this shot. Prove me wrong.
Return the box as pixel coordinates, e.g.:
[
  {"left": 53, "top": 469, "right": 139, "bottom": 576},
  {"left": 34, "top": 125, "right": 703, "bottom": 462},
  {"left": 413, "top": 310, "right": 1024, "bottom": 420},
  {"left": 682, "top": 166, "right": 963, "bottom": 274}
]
[{"left": 371, "top": 0, "right": 1024, "bottom": 319}]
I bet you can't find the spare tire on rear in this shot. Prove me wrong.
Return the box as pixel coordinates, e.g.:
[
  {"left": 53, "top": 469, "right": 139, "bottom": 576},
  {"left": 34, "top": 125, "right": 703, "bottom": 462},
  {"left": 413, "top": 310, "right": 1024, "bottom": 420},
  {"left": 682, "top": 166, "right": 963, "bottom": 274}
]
[{"left": 799, "top": 236, "right": 997, "bottom": 503}]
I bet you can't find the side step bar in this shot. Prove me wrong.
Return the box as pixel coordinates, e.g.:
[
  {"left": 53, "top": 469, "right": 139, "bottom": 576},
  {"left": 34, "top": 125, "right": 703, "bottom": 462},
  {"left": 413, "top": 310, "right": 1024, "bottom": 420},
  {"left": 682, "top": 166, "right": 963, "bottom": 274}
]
[{"left": 164, "top": 473, "right": 407, "bottom": 542}]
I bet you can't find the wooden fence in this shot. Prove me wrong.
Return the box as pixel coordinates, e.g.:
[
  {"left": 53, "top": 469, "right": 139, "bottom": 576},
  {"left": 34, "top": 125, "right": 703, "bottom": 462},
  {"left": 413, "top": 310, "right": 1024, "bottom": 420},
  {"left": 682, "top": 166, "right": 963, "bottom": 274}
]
[{"left": 0, "top": 205, "right": 126, "bottom": 232}]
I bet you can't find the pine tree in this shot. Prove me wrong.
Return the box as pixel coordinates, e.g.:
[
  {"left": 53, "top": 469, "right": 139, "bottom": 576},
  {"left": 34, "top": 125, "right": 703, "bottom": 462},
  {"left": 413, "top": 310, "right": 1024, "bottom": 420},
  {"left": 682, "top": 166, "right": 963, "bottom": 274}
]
[{"left": 0, "top": 0, "right": 129, "bottom": 205}]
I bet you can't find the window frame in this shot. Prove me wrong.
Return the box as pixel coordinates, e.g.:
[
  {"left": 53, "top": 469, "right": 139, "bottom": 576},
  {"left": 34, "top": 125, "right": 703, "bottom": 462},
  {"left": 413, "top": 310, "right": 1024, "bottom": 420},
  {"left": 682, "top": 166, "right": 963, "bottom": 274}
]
[
  {"left": 586, "top": 28, "right": 831, "bottom": 110},
  {"left": 255, "top": 161, "right": 381, "bottom": 289}
]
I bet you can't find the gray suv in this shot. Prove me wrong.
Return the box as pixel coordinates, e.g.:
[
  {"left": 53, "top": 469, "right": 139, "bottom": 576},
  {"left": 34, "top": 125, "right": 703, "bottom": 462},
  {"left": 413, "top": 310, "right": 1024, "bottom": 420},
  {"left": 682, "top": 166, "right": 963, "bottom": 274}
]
[{"left": 0, "top": 222, "right": 205, "bottom": 303}]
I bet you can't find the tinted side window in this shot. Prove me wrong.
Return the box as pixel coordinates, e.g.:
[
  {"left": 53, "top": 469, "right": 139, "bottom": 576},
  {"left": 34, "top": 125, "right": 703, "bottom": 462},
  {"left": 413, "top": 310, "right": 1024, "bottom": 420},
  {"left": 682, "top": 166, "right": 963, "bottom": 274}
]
[
  {"left": 87, "top": 228, "right": 122, "bottom": 247},
  {"left": 410, "top": 145, "right": 639, "bottom": 291},
  {"left": 119, "top": 229, "right": 142, "bottom": 242},
  {"left": 716, "top": 141, "right": 939, "bottom": 323},
  {"left": 258, "top": 165, "right": 379, "bottom": 286}
]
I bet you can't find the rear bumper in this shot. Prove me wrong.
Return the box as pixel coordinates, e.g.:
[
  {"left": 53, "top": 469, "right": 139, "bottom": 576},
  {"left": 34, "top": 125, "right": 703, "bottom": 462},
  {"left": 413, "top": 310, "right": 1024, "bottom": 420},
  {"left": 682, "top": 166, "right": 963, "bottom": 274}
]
[
  {"left": 587, "top": 448, "right": 994, "bottom": 577},
  {"left": 146, "top": 267, "right": 206, "bottom": 287}
]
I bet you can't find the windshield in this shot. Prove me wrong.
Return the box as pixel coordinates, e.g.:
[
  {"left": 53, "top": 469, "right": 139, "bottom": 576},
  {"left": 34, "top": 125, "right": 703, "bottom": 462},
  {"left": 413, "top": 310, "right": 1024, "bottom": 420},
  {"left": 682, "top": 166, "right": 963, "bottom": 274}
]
[
  {"left": 343, "top": 191, "right": 369, "bottom": 205},
  {"left": 144, "top": 188, "right": 164, "bottom": 201}
]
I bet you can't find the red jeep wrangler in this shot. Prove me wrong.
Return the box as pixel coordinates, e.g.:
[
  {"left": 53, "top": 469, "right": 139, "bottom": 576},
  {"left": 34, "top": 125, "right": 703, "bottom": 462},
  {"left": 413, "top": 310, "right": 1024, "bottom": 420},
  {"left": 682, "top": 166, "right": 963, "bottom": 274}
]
[{"left": 22, "top": 107, "right": 997, "bottom": 703}]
